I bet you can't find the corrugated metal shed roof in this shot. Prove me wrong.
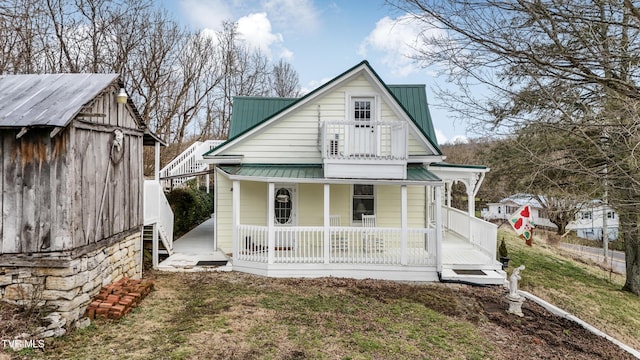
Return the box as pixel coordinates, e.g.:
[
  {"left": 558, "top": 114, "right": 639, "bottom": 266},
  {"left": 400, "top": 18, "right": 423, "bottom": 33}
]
[
  {"left": 219, "top": 164, "right": 440, "bottom": 182},
  {"left": 0, "top": 73, "right": 119, "bottom": 128}
]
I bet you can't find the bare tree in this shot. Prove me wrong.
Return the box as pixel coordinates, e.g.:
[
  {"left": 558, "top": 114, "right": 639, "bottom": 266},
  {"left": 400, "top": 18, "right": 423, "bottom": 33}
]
[
  {"left": 389, "top": 0, "right": 640, "bottom": 295},
  {"left": 271, "top": 58, "right": 301, "bottom": 97}
]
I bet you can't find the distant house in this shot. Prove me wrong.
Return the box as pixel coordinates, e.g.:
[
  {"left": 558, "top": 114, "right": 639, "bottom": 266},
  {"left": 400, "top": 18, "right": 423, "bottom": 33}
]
[
  {"left": 482, "top": 194, "right": 558, "bottom": 231},
  {"left": 0, "top": 73, "right": 163, "bottom": 328},
  {"left": 567, "top": 201, "right": 619, "bottom": 241},
  {"left": 200, "top": 61, "right": 504, "bottom": 285}
]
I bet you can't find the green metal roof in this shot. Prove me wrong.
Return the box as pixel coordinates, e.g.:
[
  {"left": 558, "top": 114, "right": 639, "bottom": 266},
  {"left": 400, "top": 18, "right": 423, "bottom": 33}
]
[
  {"left": 228, "top": 97, "right": 298, "bottom": 139},
  {"left": 219, "top": 164, "right": 441, "bottom": 182},
  {"left": 407, "top": 164, "right": 441, "bottom": 181},
  {"left": 220, "top": 164, "right": 324, "bottom": 179},
  {"left": 386, "top": 85, "right": 438, "bottom": 148},
  {"left": 429, "top": 162, "right": 488, "bottom": 170},
  {"left": 209, "top": 61, "right": 442, "bottom": 156}
]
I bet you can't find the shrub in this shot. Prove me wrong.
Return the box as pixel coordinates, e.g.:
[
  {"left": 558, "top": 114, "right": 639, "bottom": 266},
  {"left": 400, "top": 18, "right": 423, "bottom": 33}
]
[{"left": 166, "top": 185, "right": 213, "bottom": 237}]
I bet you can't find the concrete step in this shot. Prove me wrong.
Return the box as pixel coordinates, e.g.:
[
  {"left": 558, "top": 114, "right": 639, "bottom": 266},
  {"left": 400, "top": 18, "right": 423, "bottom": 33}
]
[{"left": 440, "top": 268, "right": 506, "bottom": 285}]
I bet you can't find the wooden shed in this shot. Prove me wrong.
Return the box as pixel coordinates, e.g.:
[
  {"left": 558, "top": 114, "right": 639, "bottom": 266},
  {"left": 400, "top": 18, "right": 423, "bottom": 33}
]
[{"left": 0, "top": 73, "right": 159, "bottom": 328}]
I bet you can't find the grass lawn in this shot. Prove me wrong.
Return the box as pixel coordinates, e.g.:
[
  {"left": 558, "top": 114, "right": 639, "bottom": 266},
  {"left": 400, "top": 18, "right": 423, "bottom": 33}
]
[{"left": 502, "top": 228, "right": 640, "bottom": 350}]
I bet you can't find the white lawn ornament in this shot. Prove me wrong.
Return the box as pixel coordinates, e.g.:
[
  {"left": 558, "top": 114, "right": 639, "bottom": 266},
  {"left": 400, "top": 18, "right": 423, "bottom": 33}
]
[{"left": 507, "top": 265, "right": 526, "bottom": 317}]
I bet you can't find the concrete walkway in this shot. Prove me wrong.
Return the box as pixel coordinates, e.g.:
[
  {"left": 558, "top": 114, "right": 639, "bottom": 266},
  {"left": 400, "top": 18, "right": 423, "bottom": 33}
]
[{"left": 157, "top": 217, "right": 231, "bottom": 272}]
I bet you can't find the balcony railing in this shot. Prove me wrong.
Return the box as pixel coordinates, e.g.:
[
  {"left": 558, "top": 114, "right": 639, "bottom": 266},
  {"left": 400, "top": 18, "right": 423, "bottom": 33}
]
[
  {"left": 322, "top": 120, "right": 407, "bottom": 161},
  {"left": 236, "top": 225, "right": 436, "bottom": 265}
]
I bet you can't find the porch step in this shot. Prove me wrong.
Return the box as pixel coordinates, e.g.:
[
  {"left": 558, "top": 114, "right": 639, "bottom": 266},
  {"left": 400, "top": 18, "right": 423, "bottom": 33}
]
[{"left": 440, "top": 268, "right": 506, "bottom": 286}]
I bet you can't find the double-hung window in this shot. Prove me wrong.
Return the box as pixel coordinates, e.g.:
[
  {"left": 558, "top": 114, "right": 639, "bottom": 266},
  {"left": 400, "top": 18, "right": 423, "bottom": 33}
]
[{"left": 353, "top": 184, "right": 374, "bottom": 222}]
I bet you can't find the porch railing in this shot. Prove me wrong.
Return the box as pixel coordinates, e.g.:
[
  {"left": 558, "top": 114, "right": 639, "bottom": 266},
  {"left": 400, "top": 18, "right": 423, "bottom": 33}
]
[
  {"left": 442, "top": 206, "right": 497, "bottom": 262},
  {"left": 236, "top": 225, "right": 436, "bottom": 265},
  {"left": 322, "top": 120, "right": 407, "bottom": 161}
]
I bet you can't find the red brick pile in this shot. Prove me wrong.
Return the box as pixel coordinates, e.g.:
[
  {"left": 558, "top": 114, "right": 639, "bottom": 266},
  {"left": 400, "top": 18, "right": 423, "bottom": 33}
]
[{"left": 85, "top": 277, "right": 154, "bottom": 320}]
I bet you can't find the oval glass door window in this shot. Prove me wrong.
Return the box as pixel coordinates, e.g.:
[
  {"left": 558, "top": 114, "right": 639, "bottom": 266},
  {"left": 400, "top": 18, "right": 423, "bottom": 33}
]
[{"left": 275, "top": 188, "right": 292, "bottom": 224}]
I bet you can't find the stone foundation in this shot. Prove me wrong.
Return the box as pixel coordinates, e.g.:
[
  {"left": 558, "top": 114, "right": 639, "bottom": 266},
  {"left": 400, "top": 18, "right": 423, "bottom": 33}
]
[{"left": 0, "top": 232, "right": 142, "bottom": 330}]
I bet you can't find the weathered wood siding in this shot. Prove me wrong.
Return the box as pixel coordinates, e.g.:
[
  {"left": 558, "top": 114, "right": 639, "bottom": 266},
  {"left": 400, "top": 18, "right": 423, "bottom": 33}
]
[
  {"left": 0, "top": 128, "right": 73, "bottom": 253},
  {"left": 219, "top": 75, "right": 437, "bottom": 163},
  {"left": 0, "top": 88, "right": 144, "bottom": 254}
]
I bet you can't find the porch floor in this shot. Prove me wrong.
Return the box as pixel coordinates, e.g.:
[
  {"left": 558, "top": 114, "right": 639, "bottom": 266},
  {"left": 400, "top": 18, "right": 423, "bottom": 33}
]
[
  {"left": 157, "top": 217, "right": 231, "bottom": 272},
  {"left": 441, "top": 234, "right": 495, "bottom": 268}
]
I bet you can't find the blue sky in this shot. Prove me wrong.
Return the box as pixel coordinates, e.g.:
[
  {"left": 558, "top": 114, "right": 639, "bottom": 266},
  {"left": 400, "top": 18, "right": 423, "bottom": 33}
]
[{"left": 162, "top": 0, "right": 470, "bottom": 144}]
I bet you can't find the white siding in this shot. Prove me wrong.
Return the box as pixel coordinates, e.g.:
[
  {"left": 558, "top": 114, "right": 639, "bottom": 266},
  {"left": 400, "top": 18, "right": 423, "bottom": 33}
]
[
  {"left": 215, "top": 172, "right": 232, "bottom": 252},
  {"left": 299, "top": 183, "right": 323, "bottom": 226},
  {"left": 363, "top": 185, "right": 427, "bottom": 228}
]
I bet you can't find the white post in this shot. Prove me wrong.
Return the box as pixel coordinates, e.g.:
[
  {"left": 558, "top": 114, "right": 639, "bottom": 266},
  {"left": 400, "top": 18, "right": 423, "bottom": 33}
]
[
  {"left": 206, "top": 173, "right": 210, "bottom": 194},
  {"left": 154, "top": 142, "right": 160, "bottom": 181},
  {"left": 435, "top": 185, "right": 443, "bottom": 273},
  {"left": 324, "top": 183, "right": 330, "bottom": 264},
  {"left": 152, "top": 223, "right": 159, "bottom": 269},
  {"left": 401, "top": 185, "right": 408, "bottom": 265},
  {"left": 232, "top": 180, "right": 240, "bottom": 260},
  {"left": 467, "top": 182, "right": 475, "bottom": 217},
  {"left": 268, "top": 183, "right": 275, "bottom": 265}
]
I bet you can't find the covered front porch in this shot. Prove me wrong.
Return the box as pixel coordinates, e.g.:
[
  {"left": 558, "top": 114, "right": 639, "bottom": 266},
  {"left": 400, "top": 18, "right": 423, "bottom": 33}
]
[{"left": 215, "top": 165, "right": 504, "bottom": 284}]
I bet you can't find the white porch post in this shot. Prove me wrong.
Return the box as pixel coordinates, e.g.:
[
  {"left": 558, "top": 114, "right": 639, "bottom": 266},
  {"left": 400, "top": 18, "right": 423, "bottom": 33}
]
[
  {"left": 232, "top": 180, "right": 240, "bottom": 260},
  {"left": 206, "top": 173, "right": 210, "bottom": 194},
  {"left": 154, "top": 142, "right": 160, "bottom": 181},
  {"left": 435, "top": 185, "right": 443, "bottom": 273},
  {"left": 151, "top": 223, "right": 159, "bottom": 269},
  {"left": 401, "top": 185, "right": 408, "bottom": 265},
  {"left": 446, "top": 181, "right": 452, "bottom": 207},
  {"left": 267, "top": 183, "right": 275, "bottom": 264},
  {"left": 467, "top": 180, "right": 475, "bottom": 217},
  {"left": 323, "top": 183, "right": 330, "bottom": 264}
]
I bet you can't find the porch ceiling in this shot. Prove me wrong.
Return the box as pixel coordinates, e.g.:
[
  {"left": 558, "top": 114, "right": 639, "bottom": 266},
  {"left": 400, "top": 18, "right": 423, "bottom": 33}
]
[{"left": 218, "top": 164, "right": 442, "bottom": 185}]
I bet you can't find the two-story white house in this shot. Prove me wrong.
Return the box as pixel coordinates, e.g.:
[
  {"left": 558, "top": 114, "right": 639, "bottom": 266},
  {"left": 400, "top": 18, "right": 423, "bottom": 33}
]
[
  {"left": 482, "top": 194, "right": 559, "bottom": 231},
  {"left": 202, "top": 61, "right": 504, "bottom": 284},
  {"left": 567, "top": 201, "right": 619, "bottom": 241}
]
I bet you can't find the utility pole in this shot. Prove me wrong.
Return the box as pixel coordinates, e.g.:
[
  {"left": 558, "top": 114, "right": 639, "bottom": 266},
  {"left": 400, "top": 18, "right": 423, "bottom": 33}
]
[{"left": 603, "top": 165, "right": 609, "bottom": 264}]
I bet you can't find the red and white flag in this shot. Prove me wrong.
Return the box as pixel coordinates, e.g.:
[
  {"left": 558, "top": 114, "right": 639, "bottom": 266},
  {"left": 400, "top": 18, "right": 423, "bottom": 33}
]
[{"left": 509, "top": 205, "right": 535, "bottom": 246}]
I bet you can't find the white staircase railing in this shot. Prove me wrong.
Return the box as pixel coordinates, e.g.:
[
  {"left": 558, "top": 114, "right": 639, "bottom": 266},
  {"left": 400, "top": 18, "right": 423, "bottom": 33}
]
[
  {"left": 144, "top": 180, "right": 175, "bottom": 266},
  {"left": 160, "top": 140, "right": 225, "bottom": 189}
]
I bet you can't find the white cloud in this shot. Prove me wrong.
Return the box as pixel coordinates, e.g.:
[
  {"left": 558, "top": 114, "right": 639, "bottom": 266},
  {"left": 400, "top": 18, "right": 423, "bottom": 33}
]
[
  {"left": 178, "top": 0, "right": 232, "bottom": 31},
  {"left": 434, "top": 128, "right": 448, "bottom": 145},
  {"left": 449, "top": 135, "right": 469, "bottom": 144},
  {"left": 262, "top": 0, "right": 320, "bottom": 34},
  {"left": 279, "top": 48, "right": 294, "bottom": 61},
  {"left": 359, "top": 14, "right": 445, "bottom": 78},
  {"left": 237, "top": 12, "right": 283, "bottom": 57}
]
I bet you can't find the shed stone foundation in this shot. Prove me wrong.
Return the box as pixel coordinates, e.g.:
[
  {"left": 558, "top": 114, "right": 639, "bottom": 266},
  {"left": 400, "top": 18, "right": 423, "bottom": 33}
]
[{"left": 0, "top": 231, "right": 141, "bottom": 329}]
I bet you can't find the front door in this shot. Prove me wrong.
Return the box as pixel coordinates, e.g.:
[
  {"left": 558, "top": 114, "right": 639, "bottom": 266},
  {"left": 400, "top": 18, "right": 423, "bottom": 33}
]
[
  {"left": 274, "top": 184, "right": 297, "bottom": 249},
  {"left": 352, "top": 98, "right": 376, "bottom": 156}
]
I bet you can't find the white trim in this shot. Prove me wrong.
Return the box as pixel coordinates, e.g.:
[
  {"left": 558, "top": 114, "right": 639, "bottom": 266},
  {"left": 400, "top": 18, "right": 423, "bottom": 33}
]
[
  {"left": 200, "top": 155, "right": 244, "bottom": 164},
  {"left": 232, "top": 180, "right": 240, "bottom": 260},
  {"left": 323, "top": 184, "right": 330, "bottom": 264},
  {"left": 268, "top": 183, "right": 275, "bottom": 264},
  {"left": 435, "top": 186, "right": 443, "bottom": 273},
  {"left": 219, "top": 172, "right": 441, "bottom": 187},
  {"left": 401, "top": 185, "right": 408, "bottom": 265}
]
